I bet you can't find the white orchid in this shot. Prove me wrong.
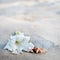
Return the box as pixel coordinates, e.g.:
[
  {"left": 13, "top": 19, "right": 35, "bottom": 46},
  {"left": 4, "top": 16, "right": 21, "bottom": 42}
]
[{"left": 4, "top": 31, "right": 34, "bottom": 54}]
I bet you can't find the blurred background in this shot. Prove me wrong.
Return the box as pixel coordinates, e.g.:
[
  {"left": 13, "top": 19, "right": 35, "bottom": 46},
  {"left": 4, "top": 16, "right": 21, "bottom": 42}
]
[{"left": 0, "top": 0, "right": 60, "bottom": 46}]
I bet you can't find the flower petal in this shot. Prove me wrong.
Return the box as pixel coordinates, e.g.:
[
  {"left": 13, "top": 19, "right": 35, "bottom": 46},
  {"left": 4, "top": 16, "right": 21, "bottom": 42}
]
[{"left": 4, "top": 32, "right": 34, "bottom": 54}]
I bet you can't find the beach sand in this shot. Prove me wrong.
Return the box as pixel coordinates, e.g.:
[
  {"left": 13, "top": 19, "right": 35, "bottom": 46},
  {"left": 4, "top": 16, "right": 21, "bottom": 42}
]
[{"left": 0, "top": 0, "right": 60, "bottom": 60}]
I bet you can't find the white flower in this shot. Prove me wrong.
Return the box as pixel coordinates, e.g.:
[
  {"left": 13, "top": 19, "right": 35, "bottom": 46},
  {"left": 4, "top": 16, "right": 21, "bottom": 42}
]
[{"left": 4, "top": 32, "right": 34, "bottom": 54}]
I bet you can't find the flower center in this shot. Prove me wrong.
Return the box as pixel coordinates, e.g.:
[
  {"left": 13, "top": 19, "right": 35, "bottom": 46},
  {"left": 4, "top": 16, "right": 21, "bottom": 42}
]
[{"left": 15, "top": 40, "right": 20, "bottom": 45}]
